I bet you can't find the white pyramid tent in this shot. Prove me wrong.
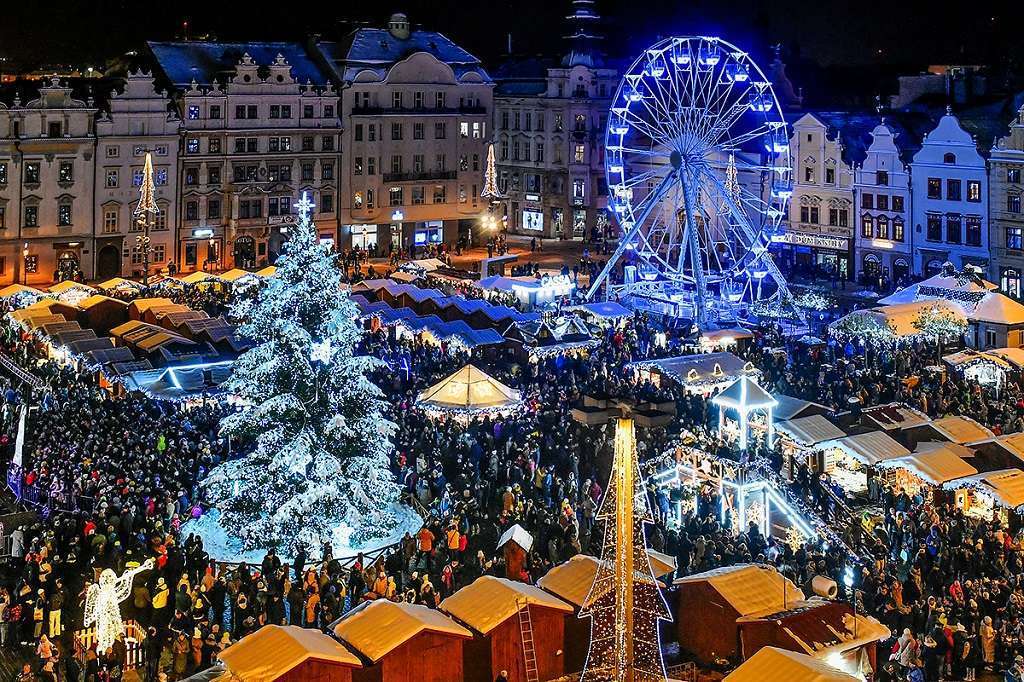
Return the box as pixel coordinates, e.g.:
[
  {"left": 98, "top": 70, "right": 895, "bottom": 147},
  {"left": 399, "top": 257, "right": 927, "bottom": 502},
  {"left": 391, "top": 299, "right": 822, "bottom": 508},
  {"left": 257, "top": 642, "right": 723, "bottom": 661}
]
[{"left": 417, "top": 364, "right": 523, "bottom": 414}]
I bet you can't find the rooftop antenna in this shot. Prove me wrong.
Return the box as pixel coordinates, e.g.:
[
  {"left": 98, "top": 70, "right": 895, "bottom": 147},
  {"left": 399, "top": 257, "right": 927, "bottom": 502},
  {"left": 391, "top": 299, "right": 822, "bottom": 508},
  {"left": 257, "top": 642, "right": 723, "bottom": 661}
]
[{"left": 507, "top": 33, "right": 512, "bottom": 55}]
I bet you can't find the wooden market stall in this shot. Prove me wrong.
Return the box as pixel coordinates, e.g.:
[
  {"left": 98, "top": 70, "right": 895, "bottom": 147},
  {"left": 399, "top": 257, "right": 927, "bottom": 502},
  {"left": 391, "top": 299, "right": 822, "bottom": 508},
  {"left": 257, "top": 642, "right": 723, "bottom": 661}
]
[
  {"left": 333, "top": 600, "right": 472, "bottom": 682},
  {"left": 817, "top": 431, "right": 910, "bottom": 495},
  {"left": 627, "top": 352, "right": 759, "bottom": 396},
  {"left": 439, "top": 575, "right": 574, "bottom": 682},
  {"left": 724, "top": 646, "right": 859, "bottom": 682},
  {"left": 416, "top": 365, "right": 523, "bottom": 419},
  {"left": 77, "top": 295, "right": 130, "bottom": 335},
  {"left": 217, "top": 624, "right": 362, "bottom": 682},
  {"left": 943, "top": 468, "right": 1024, "bottom": 523},
  {"left": 874, "top": 442, "right": 979, "bottom": 497},
  {"left": 775, "top": 415, "right": 847, "bottom": 478}
]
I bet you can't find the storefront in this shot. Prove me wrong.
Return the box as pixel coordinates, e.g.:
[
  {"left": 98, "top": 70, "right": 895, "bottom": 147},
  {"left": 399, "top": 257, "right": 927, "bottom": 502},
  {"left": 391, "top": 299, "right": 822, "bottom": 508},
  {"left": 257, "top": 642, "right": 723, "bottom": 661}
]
[
  {"left": 773, "top": 231, "right": 852, "bottom": 280},
  {"left": 181, "top": 227, "right": 224, "bottom": 273}
]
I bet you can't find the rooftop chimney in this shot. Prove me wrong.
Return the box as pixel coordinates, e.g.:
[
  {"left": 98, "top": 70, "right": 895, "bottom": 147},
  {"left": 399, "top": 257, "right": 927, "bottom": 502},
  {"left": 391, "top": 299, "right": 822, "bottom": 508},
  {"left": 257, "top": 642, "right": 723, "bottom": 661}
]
[{"left": 388, "top": 13, "right": 410, "bottom": 40}]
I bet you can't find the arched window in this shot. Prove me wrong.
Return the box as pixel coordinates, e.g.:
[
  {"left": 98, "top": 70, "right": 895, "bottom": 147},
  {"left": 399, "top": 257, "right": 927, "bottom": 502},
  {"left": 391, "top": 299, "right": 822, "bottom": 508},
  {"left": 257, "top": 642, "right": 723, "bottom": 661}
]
[
  {"left": 943, "top": 152, "right": 957, "bottom": 164},
  {"left": 877, "top": 215, "right": 889, "bottom": 240},
  {"left": 861, "top": 214, "right": 874, "bottom": 239}
]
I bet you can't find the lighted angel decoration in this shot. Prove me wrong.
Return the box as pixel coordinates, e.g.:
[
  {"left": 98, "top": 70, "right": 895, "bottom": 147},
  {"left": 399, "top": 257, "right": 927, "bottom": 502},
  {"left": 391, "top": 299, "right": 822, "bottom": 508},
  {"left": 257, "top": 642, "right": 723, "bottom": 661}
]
[{"left": 83, "top": 558, "right": 155, "bottom": 652}]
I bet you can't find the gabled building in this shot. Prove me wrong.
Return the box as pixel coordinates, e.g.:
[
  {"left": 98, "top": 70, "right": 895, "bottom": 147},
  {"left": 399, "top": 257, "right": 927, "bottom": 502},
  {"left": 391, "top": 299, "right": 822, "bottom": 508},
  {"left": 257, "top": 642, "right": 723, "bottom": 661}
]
[
  {"left": 493, "top": 0, "right": 617, "bottom": 240},
  {"left": 853, "top": 120, "right": 913, "bottom": 287},
  {"left": 148, "top": 40, "right": 341, "bottom": 273},
  {"left": 989, "top": 102, "right": 1024, "bottom": 299},
  {"left": 0, "top": 78, "right": 98, "bottom": 285},
  {"left": 910, "top": 108, "right": 988, "bottom": 277},
  {"left": 317, "top": 13, "right": 493, "bottom": 255},
  {"left": 777, "top": 113, "right": 855, "bottom": 280},
  {"left": 94, "top": 70, "right": 180, "bottom": 280}
]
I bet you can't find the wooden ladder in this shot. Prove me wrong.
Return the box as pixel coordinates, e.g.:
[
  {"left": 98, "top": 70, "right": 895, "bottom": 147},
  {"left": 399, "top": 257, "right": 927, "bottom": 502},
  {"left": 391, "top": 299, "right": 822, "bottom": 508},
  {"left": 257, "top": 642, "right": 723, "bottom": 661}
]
[{"left": 517, "top": 598, "right": 540, "bottom": 682}]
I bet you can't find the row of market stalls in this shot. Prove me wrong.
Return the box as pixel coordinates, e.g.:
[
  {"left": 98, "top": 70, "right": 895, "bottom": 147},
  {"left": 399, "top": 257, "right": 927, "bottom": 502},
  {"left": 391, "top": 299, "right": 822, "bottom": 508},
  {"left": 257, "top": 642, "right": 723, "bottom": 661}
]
[{"left": 1, "top": 286, "right": 245, "bottom": 400}]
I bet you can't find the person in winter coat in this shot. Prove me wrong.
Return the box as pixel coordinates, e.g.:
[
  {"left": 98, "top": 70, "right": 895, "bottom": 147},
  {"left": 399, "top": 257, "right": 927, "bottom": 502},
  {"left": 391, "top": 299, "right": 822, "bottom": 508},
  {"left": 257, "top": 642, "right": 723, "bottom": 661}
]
[{"left": 980, "top": 615, "right": 997, "bottom": 668}]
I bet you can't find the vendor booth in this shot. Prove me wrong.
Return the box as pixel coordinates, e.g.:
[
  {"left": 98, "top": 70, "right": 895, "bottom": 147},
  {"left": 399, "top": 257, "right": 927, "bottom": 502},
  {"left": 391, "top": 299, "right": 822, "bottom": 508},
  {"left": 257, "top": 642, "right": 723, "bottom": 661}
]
[
  {"left": 875, "top": 442, "right": 978, "bottom": 496},
  {"left": 817, "top": 431, "right": 910, "bottom": 495},
  {"left": 943, "top": 468, "right": 1024, "bottom": 522},
  {"left": 775, "top": 415, "right": 846, "bottom": 478},
  {"left": 416, "top": 364, "right": 523, "bottom": 420},
  {"left": 628, "top": 352, "right": 759, "bottom": 396}
]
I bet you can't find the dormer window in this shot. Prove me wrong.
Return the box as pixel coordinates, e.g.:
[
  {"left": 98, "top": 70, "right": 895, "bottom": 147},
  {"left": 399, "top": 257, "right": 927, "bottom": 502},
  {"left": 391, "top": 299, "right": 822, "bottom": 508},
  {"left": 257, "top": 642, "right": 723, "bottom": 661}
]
[
  {"left": 47, "top": 121, "right": 62, "bottom": 138},
  {"left": 943, "top": 152, "right": 956, "bottom": 164}
]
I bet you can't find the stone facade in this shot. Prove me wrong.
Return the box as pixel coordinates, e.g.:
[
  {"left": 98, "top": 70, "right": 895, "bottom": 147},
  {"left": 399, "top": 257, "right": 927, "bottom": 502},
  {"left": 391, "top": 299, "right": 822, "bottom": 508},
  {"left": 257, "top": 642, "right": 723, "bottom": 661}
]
[
  {"left": 989, "top": 103, "right": 1024, "bottom": 299},
  {"left": 94, "top": 70, "right": 180, "bottom": 280},
  {"left": 0, "top": 78, "right": 97, "bottom": 285}
]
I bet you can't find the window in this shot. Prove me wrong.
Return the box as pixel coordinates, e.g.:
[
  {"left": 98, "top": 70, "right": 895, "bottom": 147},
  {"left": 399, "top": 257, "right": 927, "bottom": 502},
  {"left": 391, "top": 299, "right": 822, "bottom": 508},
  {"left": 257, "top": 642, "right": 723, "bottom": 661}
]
[
  {"left": 354, "top": 157, "right": 363, "bottom": 175},
  {"left": 24, "top": 255, "right": 37, "bottom": 273},
  {"left": 322, "top": 136, "right": 334, "bottom": 151},
  {"left": 105, "top": 147, "right": 119, "bottom": 159},
  {"left": 1002, "top": 268, "right": 1022, "bottom": 299},
  {"left": 861, "top": 215, "right": 873, "bottom": 238},
  {"left": 574, "top": 144, "right": 585, "bottom": 163},
  {"left": 302, "top": 136, "right": 314, "bottom": 152},
  {"left": 892, "top": 195, "right": 904, "bottom": 212},
  {"left": 368, "top": 126, "right": 377, "bottom": 142},
  {"left": 829, "top": 208, "right": 848, "bottom": 227},
  {"left": 1010, "top": 168, "right": 1022, "bottom": 184},
  {"left": 235, "top": 105, "right": 246, "bottom": 119},
  {"left": 209, "top": 105, "right": 221, "bottom": 119},
  {"left": 185, "top": 167, "right": 199, "bottom": 185},
  {"left": 301, "top": 163, "right": 314, "bottom": 181},
  {"left": 1007, "top": 226, "right": 1023, "bottom": 250},
  {"left": 414, "top": 92, "right": 424, "bottom": 108},
  {"left": 55, "top": 202, "right": 71, "bottom": 226},
  {"left": 967, "top": 180, "right": 981, "bottom": 202},
  {"left": 0, "top": 207, "right": 4, "bottom": 229},
  {"left": 861, "top": 193, "right": 873, "bottom": 209},
  {"left": 208, "top": 166, "right": 221, "bottom": 184},
  {"left": 500, "top": 139, "right": 509, "bottom": 161},
  {"left": 268, "top": 164, "right": 291, "bottom": 182},
  {"left": 188, "top": 105, "right": 200, "bottom": 120},
  {"left": 927, "top": 178, "right": 941, "bottom": 199},
  {"left": 414, "top": 123, "right": 424, "bottom": 140},
  {"left": 268, "top": 197, "right": 292, "bottom": 216},
  {"left": 460, "top": 122, "right": 469, "bottom": 138},
  {"left": 208, "top": 199, "right": 221, "bottom": 219},
  {"left": 389, "top": 187, "right": 403, "bottom": 206},
  {"left": 1011, "top": 195, "right": 1023, "bottom": 213},
  {"left": 966, "top": 216, "right": 982, "bottom": 246},
  {"left": 459, "top": 155, "right": 468, "bottom": 171},
  {"left": 412, "top": 186, "right": 424, "bottom": 205},
  {"left": 239, "top": 199, "right": 262, "bottom": 219},
  {"left": 946, "top": 179, "right": 961, "bottom": 201},
  {"left": 355, "top": 124, "right": 364, "bottom": 142},
  {"left": 391, "top": 155, "right": 403, "bottom": 174},
  {"left": 156, "top": 169, "right": 168, "bottom": 186},
  {"left": 391, "top": 123, "right": 403, "bottom": 141},
  {"left": 876, "top": 170, "right": 889, "bottom": 186},
  {"left": 152, "top": 244, "right": 165, "bottom": 263},
  {"left": 926, "top": 214, "right": 942, "bottom": 241},
  {"left": 303, "top": 104, "right": 315, "bottom": 119},
  {"left": 501, "top": 111, "right": 509, "bottom": 129},
  {"left": 154, "top": 208, "right": 167, "bottom": 231},
  {"left": 414, "top": 155, "right": 425, "bottom": 173},
  {"left": 208, "top": 138, "right": 221, "bottom": 154},
  {"left": 132, "top": 168, "right": 144, "bottom": 186},
  {"left": 946, "top": 215, "right": 962, "bottom": 243},
  {"left": 24, "top": 163, "right": 40, "bottom": 184},
  {"left": 434, "top": 122, "right": 446, "bottom": 139},
  {"left": 185, "top": 201, "right": 199, "bottom": 221},
  {"left": 893, "top": 218, "right": 904, "bottom": 241},
  {"left": 321, "top": 193, "right": 333, "bottom": 213},
  {"left": 367, "top": 158, "right": 376, "bottom": 176},
  {"left": 876, "top": 194, "right": 888, "bottom": 211},
  {"left": 366, "top": 189, "right": 375, "bottom": 208},
  {"left": 554, "top": 113, "right": 563, "bottom": 132},
  {"left": 435, "top": 154, "right": 446, "bottom": 171},
  {"left": 536, "top": 143, "right": 544, "bottom": 163},
  {"left": 354, "top": 192, "right": 364, "bottom": 209},
  {"left": 877, "top": 216, "right": 889, "bottom": 240},
  {"left": 24, "top": 206, "right": 37, "bottom": 227},
  {"left": 433, "top": 185, "right": 446, "bottom": 203},
  {"left": 322, "top": 162, "right": 334, "bottom": 181},
  {"left": 103, "top": 208, "right": 118, "bottom": 233},
  {"left": 804, "top": 167, "right": 814, "bottom": 183},
  {"left": 799, "top": 206, "right": 819, "bottom": 224},
  {"left": 943, "top": 152, "right": 956, "bottom": 164},
  {"left": 248, "top": 105, "right": 258, "bottom": 119},
  {"left": 268, "top": 137, "right": 291, "bottom": 152},
  {"left": 392, "top": 92, "right": 403, "bottom": 109},
  {"left": 825, "top": 167, "right": 835, "bottom": 184},
  {"left": 524, "top": 112, "right": 532, "bottom": 131},
  {"left": 105, "top": 169, "right": 119, "bottom": 188},
  {"left": 48, "top": 121, "right": 62, "bottom": 138}
]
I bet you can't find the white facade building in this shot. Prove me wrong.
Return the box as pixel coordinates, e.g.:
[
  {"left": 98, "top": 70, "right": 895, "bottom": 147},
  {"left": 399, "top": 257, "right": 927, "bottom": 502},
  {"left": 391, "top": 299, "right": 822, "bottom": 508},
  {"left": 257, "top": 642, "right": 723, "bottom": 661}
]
[
  {"left": 989, "top": 103, "right": 1024, "bottom": 299},
  {"left": 853, "top": 121, "right": 913, "bottom": 287},
  {"left": 910, "top": 109, "right": 988, "bottom": 277}
]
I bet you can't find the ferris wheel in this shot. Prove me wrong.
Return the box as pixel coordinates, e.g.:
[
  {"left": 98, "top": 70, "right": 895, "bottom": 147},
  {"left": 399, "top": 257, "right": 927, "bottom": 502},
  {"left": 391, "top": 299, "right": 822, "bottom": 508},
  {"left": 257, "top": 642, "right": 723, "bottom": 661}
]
[{"left": 588, "top": 36, "right": 797, "bottom": 326}]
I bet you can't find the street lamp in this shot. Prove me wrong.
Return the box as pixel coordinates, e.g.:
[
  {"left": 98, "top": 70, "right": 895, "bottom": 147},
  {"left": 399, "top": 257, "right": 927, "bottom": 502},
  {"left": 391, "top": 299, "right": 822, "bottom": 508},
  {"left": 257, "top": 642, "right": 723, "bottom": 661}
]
[{"left": 21, "top": 242, "right": 28, "bottom": 285}]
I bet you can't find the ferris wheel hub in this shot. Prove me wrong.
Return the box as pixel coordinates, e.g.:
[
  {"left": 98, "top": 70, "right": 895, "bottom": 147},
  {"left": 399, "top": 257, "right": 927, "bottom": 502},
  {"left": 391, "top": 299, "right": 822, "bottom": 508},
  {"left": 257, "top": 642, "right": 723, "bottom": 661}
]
[{"left": 669, "top": 150, "right": 682, "bottom": 170}]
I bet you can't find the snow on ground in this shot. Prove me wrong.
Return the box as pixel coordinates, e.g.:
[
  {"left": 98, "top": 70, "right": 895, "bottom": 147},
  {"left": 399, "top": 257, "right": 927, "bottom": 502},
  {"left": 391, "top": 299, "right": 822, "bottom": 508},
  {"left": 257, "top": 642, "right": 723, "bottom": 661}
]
[{"left": 182, "top": 503, "right": 423, "bottom": 565}]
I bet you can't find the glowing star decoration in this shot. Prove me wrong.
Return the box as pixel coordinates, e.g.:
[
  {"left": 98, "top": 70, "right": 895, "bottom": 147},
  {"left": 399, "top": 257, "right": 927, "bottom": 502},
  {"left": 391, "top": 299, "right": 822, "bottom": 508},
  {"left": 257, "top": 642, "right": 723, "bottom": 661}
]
[
  {"left": 310, "top": 339, "right": 332, "bottom": 364},
  {"left": 294, "top": 191, "right": 315, "bottom": 219},
  {"left": 581, "top": 418, "right": 671, "bottom": 682},
  {"left": 83, "top": 558, "right": 155, "bottom": 653}
]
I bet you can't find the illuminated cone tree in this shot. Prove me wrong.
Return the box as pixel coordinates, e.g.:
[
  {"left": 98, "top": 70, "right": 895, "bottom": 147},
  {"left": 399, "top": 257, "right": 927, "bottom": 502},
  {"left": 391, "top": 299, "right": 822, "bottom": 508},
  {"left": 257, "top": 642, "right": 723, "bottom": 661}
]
[{"left": 581, "top": 418, "right": 672, "bottom": 682}]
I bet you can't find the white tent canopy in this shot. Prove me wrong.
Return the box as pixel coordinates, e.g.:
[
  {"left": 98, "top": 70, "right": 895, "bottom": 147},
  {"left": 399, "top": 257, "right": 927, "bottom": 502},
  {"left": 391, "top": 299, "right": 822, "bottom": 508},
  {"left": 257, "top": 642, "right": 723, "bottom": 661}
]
[
  {"left": 496, "top": 523, "right": 534, "bottom": 552},
  {"left": 416, "top": 364, "right": 523, "bottom": 413},
  {"left": 819, "top": 431, "right": 911, "bottom": 466}
]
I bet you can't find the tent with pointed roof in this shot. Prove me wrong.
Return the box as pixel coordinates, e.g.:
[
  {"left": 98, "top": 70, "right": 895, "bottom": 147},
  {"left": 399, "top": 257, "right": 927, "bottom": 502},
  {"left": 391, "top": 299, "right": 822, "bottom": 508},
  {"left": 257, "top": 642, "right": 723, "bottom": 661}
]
[
  {"left": 217, "top": 624, "right": 361, "bottom": 682},
  {"left": 712, "top": 376, "right": 778, "bottom": 450},
  {"left": 416, "top": 364, "right": 523, "bottom": 416},
  {"left": 96, "top": 277, "right": 142, "bottom": 292}
]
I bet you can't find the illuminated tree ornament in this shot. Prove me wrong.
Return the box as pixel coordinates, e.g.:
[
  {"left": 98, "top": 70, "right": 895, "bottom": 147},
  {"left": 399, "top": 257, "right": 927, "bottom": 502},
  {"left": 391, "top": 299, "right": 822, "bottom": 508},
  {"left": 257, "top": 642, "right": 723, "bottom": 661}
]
[
  {"left": 480, "top": 143, "right": 503, "bottom": 201},
  {"left": 83, "top": 558, "right": 154, "bottom": 653},
  {"left": 580, "top": 418, "right": 671, "bottom": 682}
]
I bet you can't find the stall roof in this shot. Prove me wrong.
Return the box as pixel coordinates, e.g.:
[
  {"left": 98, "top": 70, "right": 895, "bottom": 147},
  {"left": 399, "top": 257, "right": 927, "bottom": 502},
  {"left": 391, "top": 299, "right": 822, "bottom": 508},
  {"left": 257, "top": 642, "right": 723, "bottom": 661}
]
[
  {"left": 334, "top": 600, "right": 470, "bottom": 663},
  {"left": 496, "top": 524, "right": 534, "bottom": 552},
  {"left": 78, "top": 294, "right": 129, "bottom": 310},
  {"left": 930, "top": 415, "right": 995, "bottom": 444},
  {"left": 0, "top": 284, "right": 43, "bottom": 298},
  {"left": 772, "top": 394, "right": 831, "bottom": 422},
  {"left": 48, "top": 280, "right": 96, "bottom": 295},
  {"left": 390, "top": 271, "right": 419, "bottom": 283},
  {"left": 673, "top": 564, "right": 805, "bottom": 617},
  {"left": 735, "top": 600, "right": 891, "bottom": 657},
  {"left": 218, "top": 268, "right": 264, "bottom": 283},
  {"left": 564, "top": 301, "right": 633, "bottom": 320},
  {"left": 819, "top": 430, "right": 911, "bottom": 466},
  {"left": 440, "top": 576, "right": 572, "bottom": 635},
  {"left": 876, "top": 442, "right": 979, "bottom": 485},
  {"left": 95, "top": 277, "right": 142, "bottom": 291},
  {"left": 724, "top": 646, "right": 859, "bottom": 682},
  {"left": 629, "top": 352, "right": 756, "bottom": 386},
  {"left": 417, "top": 364, "right": 522, "bottom": 410},
  {"left": 538, "top": 552, "right": 676, "bottom": 608},
  {"left": 255, "top": 266, "right": 276, "bottom": 278},
  {"left": 943, "top": 468, "right": 1024, "bottom": 509},
  {"left": 989, "top": 347, "right": 1024, "bottom": 369},
  {"left": 776, "top": 415, "right": 846, "bottom": 447},
  {"left": 177, "top": 271, "right": 219, "bottom": 285},
  {"left": 711, "top": 376, "right": 777, "bottom": 411},
  {"left": 862, "top": 403, "right": 930, "bottom": 431},
  {"left": 219, "top": 624, "right": 362, "bottom": 681}
]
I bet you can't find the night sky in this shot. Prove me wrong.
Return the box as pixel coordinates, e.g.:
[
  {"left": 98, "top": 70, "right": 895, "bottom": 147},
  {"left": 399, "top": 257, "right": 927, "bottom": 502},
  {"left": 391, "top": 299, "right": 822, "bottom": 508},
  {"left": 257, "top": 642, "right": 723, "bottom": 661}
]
[{"left": 0, "top": 0, "right": 1017, "bottom": 74}]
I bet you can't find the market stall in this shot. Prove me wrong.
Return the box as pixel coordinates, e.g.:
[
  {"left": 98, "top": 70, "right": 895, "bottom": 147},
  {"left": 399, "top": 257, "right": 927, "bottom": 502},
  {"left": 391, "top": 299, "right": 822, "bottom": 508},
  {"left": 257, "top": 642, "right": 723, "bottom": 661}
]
[
  {"left": 817, "top": 430, "right": 910, "bottom": 495},
  {"left": 875, "top": 442, "right": 978, "bottom": 496},
  {"left": 942, "top": 468, "right": 1024, "bottom": 522},
  {"left": 774, "top": 414, "right": 847, "bottom": 478},
  {"left": 416, "top": 364, "right": 524, "bottom": 421},
  {"left": 628, "top": 352, "right": 759, "bottom": 396}
]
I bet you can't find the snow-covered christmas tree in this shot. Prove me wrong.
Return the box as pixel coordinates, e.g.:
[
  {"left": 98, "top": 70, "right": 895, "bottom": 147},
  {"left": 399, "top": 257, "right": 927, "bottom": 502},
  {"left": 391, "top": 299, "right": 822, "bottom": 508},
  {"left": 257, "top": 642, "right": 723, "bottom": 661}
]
[{"left": 202, "top": 192, "right": 401, "bottom": 553}]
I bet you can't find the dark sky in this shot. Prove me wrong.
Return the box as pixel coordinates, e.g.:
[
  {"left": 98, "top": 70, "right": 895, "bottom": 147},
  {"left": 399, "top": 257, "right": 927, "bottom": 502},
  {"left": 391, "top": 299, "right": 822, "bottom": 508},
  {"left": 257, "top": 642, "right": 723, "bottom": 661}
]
[{"left": 0, "top": 0, "right": 1017, "bottom": 73}]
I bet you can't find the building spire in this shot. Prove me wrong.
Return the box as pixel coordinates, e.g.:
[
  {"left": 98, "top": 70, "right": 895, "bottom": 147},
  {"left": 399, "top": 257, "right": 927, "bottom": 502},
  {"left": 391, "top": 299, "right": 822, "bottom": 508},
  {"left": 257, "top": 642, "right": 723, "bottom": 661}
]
[{"left": 563, "top": 0, "right": 604, "bottom": 68}]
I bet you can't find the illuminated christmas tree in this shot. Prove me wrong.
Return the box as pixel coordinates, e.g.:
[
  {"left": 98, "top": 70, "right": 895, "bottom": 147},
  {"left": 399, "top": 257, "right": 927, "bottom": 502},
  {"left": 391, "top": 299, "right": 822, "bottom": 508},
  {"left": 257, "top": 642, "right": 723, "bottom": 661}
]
[
  {"left": 581, "top": 418, "right": 672, "bottom": 682},
  {"left": 481, "top": 143, "right": 502, "bottom": 201}
]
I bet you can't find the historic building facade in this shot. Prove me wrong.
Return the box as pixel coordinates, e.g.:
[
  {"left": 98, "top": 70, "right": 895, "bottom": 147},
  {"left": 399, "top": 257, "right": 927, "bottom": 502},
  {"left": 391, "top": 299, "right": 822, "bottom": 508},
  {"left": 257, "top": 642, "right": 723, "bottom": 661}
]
[
  {"left": 494, "top": 0, "right": 616, "bottom": 240},
  {"left": 853, "top": 121, "right": 913, "bottom": 287},
  {"left": 319, "top": 13, "right": 493, "bottom": 254},
  {"left": 149, "top": 41, "right": 341, "bottom": 272},
  {"left": 776, "top": 113, "right": 855, "bottom": 280},
  {"left": 94, "top": 70, "right": 181, "bottom": 280},
  {"left": 989, "top": 103, "right": 1024, "bottom": 299},
  {"left": 0, "top": 78, "right": 97, "bottom": 285},
  {"left": 910, "top": 109, "right": 988, "bottom": 277}
]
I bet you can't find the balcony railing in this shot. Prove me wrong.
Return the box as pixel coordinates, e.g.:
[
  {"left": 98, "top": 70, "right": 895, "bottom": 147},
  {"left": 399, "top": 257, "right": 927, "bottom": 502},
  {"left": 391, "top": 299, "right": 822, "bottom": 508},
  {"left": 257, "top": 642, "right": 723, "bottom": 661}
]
[{"left": 351, "top": 105, "right": 487, "bottom": 116}]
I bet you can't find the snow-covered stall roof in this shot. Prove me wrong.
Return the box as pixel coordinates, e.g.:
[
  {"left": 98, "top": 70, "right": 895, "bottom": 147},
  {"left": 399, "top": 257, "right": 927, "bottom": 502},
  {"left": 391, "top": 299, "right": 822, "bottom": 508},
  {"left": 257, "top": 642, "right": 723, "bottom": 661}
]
[
  {"left": 862, "top": 403, "right": 930, "bottom": 431},
  {"left": 95, "top": 277, "right": 142, "bottom": 291},
  {"left": 776, "top": 415, "right": 846, "bottom": 447},
  {"left": 879, "top": 270, "right": 997, "bottom": 306},
  {"left": 538, "top": 552, "right": 676, "bottom": 608},
  {"left": 771, "top": 394, "right": 831, "bottom": 422},
  {"left": 564, "top": 300, "right": 633, "bottom": 320},
  {"left": 439, "top": 576, "right": 573, "bottom": 635},
  {"left": 218, "top": 624, "right": 361, "bottom": 680},
  {"left": 629, "top": 352, "right": 757, "bottom": 386},
  {"left": 735, "top": 600, "right": 891, "bottom": 657},
  {"left": 724, "top": 646, "right": 859, "bottom": 682},
  {"left": 711, "top": 376, "right": 777, "bottom": 411},
  {"left": 819, "top": 430, "right": 911, "bottom": 466},
  {"left": 989, "top": 346, "right": 1024, "bottom": 369},
  {"left": 0, "top": 284, "right": 43, "bottom": 299},
  {"left": 673, "top": 564, "right": 804, "bottom": 617},
  {"left": 875, "top": 442, "right": 978, "bottom": 485},
  {"left": 929, "top": 415, "right": 995, "bottom": 444},
  {"left": 417, "top": 364, "right": 522, "bottom": 411},
  {"left": 496, "top": 523, "right": 534, "bottom": 552},
  {"left": 943, "top": 468, "right": 1024, "bottom": 509},
  {"left": 333, "top": 600, "right": 470, "bottom": 663}
]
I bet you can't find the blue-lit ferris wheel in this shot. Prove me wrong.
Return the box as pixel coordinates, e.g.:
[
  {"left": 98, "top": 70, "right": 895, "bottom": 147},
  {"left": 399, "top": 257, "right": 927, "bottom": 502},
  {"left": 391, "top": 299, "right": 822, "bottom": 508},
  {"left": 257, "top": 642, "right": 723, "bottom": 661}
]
[{"left": 587, "top": 36, "right": 798, "bottom": 326}]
